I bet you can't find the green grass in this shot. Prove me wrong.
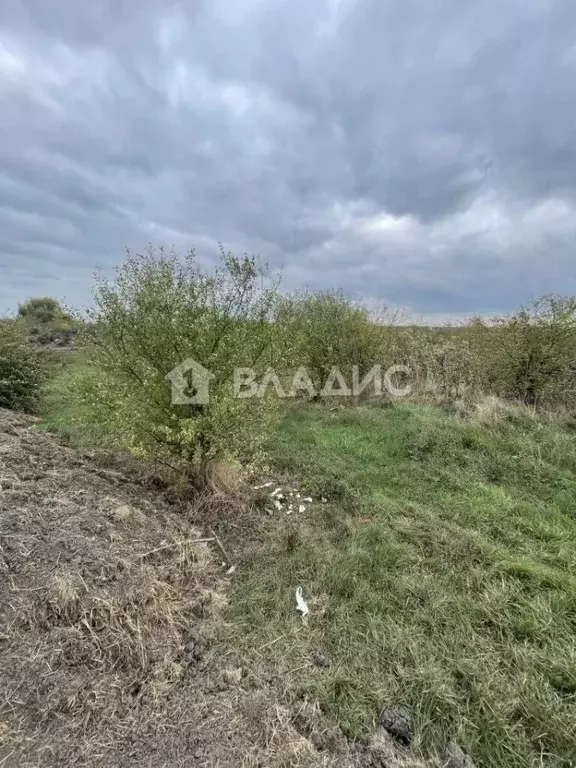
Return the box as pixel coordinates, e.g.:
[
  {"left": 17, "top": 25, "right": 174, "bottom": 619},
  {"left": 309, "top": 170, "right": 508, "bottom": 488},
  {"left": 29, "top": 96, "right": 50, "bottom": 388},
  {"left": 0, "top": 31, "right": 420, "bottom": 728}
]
[
  {"left": 39, "top": 353, "right": 122, "bottom": 452},
  {"left": 229, "top": 404, "right": 576, "bottom": 767}
]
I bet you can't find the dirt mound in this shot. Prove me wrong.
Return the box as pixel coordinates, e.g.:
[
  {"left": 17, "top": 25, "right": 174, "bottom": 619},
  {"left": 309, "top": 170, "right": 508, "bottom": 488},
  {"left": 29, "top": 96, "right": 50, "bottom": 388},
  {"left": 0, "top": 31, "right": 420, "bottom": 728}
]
[
  {"left": 0, "top": 409, "right": 439, "bottom": 768},
  {"left": 0, "top": 409, "right": 226, "bottom": 765}
]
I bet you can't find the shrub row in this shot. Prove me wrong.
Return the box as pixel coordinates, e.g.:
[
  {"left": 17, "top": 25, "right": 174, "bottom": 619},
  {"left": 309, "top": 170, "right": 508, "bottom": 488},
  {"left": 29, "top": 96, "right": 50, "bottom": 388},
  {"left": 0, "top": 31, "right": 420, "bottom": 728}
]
[{"left": 5, "top": 247, "right": 576, "bottom": 470}]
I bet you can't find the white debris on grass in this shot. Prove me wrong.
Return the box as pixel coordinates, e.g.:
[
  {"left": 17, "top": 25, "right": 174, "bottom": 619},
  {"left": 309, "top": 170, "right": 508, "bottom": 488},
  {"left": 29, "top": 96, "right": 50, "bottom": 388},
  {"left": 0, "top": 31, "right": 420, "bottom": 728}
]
[
  {"left": 257, "top": 482, "right": 327, "bottom": 515},
  {"left": 295, "top": 586, "right": 309, "bottom": 617}
]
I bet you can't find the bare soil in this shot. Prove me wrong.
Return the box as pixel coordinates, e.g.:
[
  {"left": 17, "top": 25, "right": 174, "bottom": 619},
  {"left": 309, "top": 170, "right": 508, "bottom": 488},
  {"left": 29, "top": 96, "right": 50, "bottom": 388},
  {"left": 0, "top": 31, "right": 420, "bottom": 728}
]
[{"left": 0, "top": 408, "right": 438, "bottom": 768}]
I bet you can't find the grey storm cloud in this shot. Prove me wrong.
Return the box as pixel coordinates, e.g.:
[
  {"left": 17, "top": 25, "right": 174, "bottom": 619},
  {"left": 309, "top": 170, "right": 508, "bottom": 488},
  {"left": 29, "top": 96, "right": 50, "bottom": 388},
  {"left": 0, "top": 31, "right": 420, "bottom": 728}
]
[{"left": 1, "top": 0, "right": 576, "bottom": 320}]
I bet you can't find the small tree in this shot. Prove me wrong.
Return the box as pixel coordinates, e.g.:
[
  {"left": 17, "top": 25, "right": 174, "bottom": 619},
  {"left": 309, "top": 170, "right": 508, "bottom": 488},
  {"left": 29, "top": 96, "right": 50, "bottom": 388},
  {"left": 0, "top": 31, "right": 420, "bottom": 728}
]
[
  {"left": 18, "top": 297, "right": 71, "bottom": 326},
  {"left": 0, "top": 320, "right": 50, "bottom": 412},
  {"left": 60, "top": 246, "right": 285, "bottom": 470}
]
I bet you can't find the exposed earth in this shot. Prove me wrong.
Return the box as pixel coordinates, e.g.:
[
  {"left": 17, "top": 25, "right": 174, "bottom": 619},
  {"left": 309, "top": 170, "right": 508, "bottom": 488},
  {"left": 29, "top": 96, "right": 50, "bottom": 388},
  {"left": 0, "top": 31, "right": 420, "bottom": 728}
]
[{"left": 0, "top": 408, "right": 455, "bottom": 767}]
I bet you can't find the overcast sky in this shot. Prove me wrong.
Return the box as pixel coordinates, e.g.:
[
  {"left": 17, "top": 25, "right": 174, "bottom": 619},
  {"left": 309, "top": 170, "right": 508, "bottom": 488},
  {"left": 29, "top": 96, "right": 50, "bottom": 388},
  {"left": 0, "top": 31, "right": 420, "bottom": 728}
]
[{"left": 1, "top": 0, "right": 575, "bottom": 321}]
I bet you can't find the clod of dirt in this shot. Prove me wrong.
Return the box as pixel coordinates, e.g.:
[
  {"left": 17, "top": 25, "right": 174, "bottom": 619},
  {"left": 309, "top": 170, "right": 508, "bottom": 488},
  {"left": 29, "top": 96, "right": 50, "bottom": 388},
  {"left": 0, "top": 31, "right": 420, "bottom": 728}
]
[
  {"left": 180, "top": 630, "right": 208, "bottom": 664},
  {"left": 378, "top": 708, "right": 413, "bottom": 746},
  {"left": 444, "top": 742, "right": 476, "bottom": 768},
  {"left": 353, "top": 727, "right": 431, "bottom": 768}
]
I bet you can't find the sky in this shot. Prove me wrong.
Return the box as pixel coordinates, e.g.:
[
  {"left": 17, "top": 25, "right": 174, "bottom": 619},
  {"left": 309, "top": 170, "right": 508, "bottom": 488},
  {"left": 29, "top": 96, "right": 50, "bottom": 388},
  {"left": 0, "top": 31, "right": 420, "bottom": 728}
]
[{"left": 1, "top": 0, "right": 576, "bottom": 322}]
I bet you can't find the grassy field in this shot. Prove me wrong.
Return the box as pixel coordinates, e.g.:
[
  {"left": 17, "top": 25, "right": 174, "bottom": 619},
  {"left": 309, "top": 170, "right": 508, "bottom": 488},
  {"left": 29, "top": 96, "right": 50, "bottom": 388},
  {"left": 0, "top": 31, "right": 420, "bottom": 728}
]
[{"left": 229, "top": 403, "right": 576, "bottom": 767}]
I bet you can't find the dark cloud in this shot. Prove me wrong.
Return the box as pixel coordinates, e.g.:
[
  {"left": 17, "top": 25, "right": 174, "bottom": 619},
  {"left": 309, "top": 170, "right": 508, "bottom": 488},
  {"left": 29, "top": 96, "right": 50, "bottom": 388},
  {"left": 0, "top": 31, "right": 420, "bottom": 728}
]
[{"left": 1, "top": 0, "right": 575, "bottom": 317}]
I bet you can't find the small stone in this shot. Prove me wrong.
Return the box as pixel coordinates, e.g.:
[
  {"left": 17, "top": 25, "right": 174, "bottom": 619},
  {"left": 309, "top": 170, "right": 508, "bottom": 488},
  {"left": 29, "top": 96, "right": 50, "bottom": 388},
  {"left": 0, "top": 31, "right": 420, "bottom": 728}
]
[{"left": 378, "top": 707, "right": 413, "bottom": 746}]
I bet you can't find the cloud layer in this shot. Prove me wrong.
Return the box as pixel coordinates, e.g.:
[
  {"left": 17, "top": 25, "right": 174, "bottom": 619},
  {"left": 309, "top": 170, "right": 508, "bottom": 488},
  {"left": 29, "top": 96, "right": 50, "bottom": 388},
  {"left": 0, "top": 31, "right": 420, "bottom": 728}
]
[{"left": 1, "top": 0, "right": 576, "bottom": 320}]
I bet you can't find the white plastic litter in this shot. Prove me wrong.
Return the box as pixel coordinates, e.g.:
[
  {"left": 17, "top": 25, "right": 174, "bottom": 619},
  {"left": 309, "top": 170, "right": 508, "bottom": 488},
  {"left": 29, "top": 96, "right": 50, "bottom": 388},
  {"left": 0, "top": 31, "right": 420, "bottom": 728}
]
[
  {"left": 256, "top": 481, "right": 325, "bottom": 516},
  {"left": 295, "top": 587, "right": 309, "bottom": 617}
]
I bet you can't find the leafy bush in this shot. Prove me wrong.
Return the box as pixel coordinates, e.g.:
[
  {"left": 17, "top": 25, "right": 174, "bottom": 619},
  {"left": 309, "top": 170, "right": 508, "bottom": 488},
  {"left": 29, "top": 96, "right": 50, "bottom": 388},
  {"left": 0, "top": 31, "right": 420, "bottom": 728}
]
[
  {"left": 18, "top": 297, "right": 72, "bottom": 328},
  {"left": 57, "top": 246, "right": 286, "bottom": 470},
  {"left": 278, "top": 289, "right": 387, "bottom": 395},
  {"left": 467, "top": 295, "right": 576, "bottom": 406},
  {"left": 0, "top": 320, "right": 50, "bottom": 412}
]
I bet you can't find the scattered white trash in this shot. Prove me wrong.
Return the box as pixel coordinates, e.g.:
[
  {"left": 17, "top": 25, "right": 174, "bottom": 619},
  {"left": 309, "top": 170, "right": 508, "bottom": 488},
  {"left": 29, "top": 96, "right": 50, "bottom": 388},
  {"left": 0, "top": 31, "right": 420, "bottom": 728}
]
[{"left": 256, "top": 483, "right": 327, "bottom": 515}]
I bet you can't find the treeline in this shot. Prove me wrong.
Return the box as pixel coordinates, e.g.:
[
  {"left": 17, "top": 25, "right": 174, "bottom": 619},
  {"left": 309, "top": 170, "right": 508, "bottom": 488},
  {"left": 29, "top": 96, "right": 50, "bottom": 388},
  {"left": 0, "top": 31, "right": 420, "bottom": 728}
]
[{"left": 1, "top": 246, "right": 575, "bottom": 470}]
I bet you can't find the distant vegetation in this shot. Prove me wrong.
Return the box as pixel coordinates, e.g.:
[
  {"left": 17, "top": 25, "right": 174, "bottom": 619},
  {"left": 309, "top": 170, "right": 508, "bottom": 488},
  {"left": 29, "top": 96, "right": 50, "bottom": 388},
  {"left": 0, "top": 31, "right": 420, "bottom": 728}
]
[
  {"left": 17, "top": 296, "right": 72, "bottom": 327},
  {"left": 2, "top": 246, "right": 576, "bottom": 451}
]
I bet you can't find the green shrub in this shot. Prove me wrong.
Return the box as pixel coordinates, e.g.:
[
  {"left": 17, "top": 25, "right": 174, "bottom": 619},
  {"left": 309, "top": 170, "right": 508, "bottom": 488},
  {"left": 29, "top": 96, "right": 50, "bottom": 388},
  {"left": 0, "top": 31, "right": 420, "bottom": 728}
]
[
  {"left": 18, "top": 296, "right": 72, "bottom": 328},
  {"left": 0, "top": 320, "right": 50, "bottom": 412},
  {"left": 467, "top": 295, "right": 576, "bottom": 406},
  {"left": 278, "top": 289, "right": 387, "bottom": 395},
  {"left": 56, "top": 246, "right": 286, "bottom": 470},
  {"left": 389, "top": 295, "right": 576, "bottom": 408}
]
